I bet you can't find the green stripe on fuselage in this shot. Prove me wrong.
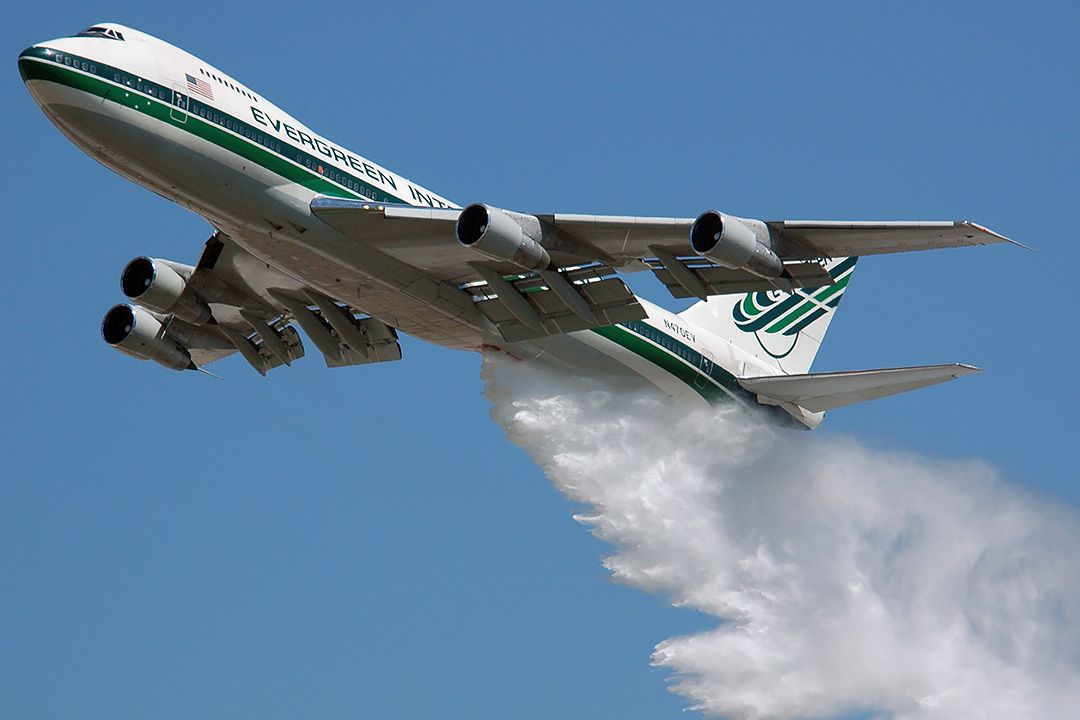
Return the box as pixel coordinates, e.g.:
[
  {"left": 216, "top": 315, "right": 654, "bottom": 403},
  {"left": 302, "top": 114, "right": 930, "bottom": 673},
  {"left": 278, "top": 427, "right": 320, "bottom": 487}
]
[
  {"left": 589, "top": 321, "right": 770, "bottom": 408},
  {"left": 19, "top": 49, "right": 399, "bottom": 203},
  {"left": 590, "top": 322, "right": 804, "bottom": 427},
  {"left": 592, "top": 324, "right": 730, "bottom": 404}
]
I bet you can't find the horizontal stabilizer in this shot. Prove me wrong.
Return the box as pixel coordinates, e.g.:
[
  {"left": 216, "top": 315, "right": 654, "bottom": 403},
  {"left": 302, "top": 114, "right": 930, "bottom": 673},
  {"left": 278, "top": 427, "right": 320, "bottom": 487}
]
[{"left": 739, "top": 364, "right": 981, "bottom": 413}]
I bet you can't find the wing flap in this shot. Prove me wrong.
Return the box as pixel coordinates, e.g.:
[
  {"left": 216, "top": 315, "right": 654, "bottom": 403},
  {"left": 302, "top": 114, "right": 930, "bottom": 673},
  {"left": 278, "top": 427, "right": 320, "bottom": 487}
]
[
  {"left": 739, "top": 364, "right": 981, "bottom": 413},
  {"left": 464, "top": 266, "right": 647, "bottom": 342},
  {"left": 650, "top": 257, "right": 834, "bottom": 298}
]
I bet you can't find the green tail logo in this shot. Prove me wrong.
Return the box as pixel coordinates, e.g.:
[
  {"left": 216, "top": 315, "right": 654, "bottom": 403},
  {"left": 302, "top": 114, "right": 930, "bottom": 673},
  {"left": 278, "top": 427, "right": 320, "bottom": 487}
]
[{"left": 732, "top": 257, "right": 857, "bottom": 336}]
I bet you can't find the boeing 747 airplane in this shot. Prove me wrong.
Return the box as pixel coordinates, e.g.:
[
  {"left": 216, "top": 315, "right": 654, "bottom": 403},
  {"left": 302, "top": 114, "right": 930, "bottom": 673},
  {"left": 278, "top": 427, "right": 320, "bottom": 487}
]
[{"left": 19, "top": 23, "right": 1016, "bottom": 428}]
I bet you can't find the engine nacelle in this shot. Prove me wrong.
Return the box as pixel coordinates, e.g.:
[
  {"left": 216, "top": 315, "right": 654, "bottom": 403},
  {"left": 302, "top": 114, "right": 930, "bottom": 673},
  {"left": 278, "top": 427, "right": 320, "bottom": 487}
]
[
  {"left": 689, "top": 211, "right": 784, "bottom": 278},
  {"left": 455, "top": 204, "right": 551, "bottom": 270},
  {"left": 101, "top": 303, "right": 194, "bottom": 371},
  {"left": 120, "top": 256, "right": 212, "bottom": 324}
]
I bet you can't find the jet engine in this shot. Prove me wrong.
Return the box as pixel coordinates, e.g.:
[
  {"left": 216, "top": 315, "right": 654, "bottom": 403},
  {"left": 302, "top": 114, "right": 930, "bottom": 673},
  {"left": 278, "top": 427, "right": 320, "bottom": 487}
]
[
  {"left": 101, "top": 303, "right": 194, "bottom": 371},
  {"left": 455, "top": 204, "right": 551, "bottom": 270},
  {"left": 689, "top": 210, "right": 784, "bottom": 278},
  {"left": 121, "top": 256, "right": 212, "bottom": 324}
]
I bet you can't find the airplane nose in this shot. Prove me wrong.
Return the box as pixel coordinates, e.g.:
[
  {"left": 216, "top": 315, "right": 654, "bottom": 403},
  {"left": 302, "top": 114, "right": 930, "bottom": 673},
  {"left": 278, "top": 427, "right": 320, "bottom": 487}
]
[
  {"left": 18, "top": 41, "right": 107, "bottom": 109},
  {"left": 18, "top": 45, "right": 43, "bottom": 82},
  {"left": 18, "top": 40, "right": 106, "bottom": 138},
  {"left": 17, "top": 43, "right": 70, "bottom": 85},
  {"left": 18, "top": 44, "right": 68, "bottom": 109}
]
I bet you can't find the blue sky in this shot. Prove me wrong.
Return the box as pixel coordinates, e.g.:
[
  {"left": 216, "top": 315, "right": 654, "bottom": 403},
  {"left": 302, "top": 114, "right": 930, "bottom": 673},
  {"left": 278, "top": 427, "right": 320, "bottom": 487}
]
[{"left": 3, "top": 2, "right": 1078, "bottom": 718}]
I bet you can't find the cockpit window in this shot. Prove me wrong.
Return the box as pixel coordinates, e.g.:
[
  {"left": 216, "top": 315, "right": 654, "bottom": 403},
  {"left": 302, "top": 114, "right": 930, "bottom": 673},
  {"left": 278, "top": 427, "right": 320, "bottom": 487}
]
[{"left": 76, "top": 26, "right": 125, "bottom": 41}]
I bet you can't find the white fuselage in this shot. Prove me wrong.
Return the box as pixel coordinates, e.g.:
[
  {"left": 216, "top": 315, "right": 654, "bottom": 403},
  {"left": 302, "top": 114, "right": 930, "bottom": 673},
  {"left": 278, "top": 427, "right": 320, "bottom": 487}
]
[{"left": 20, "top": 24, "right": 797, "bottom": 423}]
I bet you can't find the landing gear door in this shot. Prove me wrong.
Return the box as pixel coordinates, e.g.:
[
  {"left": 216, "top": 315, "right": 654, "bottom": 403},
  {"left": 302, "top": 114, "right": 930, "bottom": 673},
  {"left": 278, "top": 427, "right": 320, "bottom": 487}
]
[{"left": 170, "top": 84, "right": 188, "bottom": 124}]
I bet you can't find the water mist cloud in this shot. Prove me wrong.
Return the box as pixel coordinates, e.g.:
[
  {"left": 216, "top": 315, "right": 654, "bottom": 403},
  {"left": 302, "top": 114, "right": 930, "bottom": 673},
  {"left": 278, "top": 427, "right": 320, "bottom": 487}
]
[{"left": 482, "top": 354, "right": 1080, "bottom": 719}]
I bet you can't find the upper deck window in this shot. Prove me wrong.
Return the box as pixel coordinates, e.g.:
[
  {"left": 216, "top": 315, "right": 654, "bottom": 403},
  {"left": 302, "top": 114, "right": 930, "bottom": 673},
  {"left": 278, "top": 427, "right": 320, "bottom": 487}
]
[
  {"left": 76, "top": 26, "right": 125, "bottom": 41},
  {"left": 199, "top": 68, "right": 260, "bottom": 103}
]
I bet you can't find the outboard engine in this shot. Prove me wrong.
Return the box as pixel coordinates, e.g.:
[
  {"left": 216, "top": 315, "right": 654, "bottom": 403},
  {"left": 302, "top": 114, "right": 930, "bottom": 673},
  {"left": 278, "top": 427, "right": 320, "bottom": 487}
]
[
  {"left": 689, "top": 210, "right": 784, "bottom": 279},
  {"left": 101, "top": 303, "right": 194, "bottom": 371}
]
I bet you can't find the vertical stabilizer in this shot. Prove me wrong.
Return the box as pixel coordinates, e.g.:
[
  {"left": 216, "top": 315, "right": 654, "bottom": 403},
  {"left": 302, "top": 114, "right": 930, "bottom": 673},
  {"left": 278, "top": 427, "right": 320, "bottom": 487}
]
[{"left": 679, "top": 257, "right": 857, "bottom": 375}]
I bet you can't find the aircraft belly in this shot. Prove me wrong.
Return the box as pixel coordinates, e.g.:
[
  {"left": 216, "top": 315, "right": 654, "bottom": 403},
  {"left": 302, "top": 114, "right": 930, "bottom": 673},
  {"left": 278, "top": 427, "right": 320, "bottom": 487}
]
[
  {"left": 506, "top": 332, "right": 652, "bottom": 382},
  {"left": 535, "top": 331, "right": 710, "bottom": 405}
]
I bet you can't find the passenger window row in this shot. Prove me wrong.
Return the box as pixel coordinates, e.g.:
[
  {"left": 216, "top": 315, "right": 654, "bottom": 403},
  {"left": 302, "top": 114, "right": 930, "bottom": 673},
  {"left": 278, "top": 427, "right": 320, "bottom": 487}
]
[
  {"left": 52, "top": 52, "right": 96, "bottom": 75},
  {"left": 630, "top": 321, "right": 700, "bottom": 366},
  {"left": 298, "top": 157, "right": 378, "bottom": 199},
  {"left": 189, "top": 101, "right": 283, "bottom": 154}
]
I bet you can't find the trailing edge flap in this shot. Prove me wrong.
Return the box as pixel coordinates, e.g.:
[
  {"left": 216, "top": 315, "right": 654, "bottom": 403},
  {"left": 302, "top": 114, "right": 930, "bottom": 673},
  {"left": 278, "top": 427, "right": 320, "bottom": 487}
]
[
  {"left": 464, "top": 265, "right": 648, "bottom": 342},
  {"left": 738, "top": 364, "right": 981, "bottom": 413},
  {"left": 650, "top": 259, "right": 833, "bottom": 298}
]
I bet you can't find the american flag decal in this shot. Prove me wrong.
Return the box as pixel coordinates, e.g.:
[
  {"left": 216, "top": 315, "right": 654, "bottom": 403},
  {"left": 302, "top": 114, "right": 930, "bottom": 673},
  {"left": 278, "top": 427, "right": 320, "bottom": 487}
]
[{"left": 185, "top": 73, "right": 213, "bottom": 100}]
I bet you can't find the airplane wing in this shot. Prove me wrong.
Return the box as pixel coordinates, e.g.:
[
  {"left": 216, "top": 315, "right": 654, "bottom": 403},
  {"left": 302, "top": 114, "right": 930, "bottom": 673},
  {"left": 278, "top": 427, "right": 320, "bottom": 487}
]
[
  {"left": 543, "top": 215, "right": 1021, "bottom": 259},
  {"left": 768, "top": 220, "right": 1021, "bottom": 259},
  {"left": 309, "top": 198, "right": 1017, "bottom": 323},
  {"left": 310, "top": 199, "right": 1016, "bottom": 263}
]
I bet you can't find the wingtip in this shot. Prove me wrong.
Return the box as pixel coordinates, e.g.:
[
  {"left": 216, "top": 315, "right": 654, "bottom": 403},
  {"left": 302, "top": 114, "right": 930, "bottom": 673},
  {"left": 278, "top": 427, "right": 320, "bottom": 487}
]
[
  {"left": 192, "top": 364, "right": 225, "bottom": 379},
  {"left": 962, "top": 221, "right": 1035, "bottom": 252},
  {"left": 952, "top": 363, "right": 983, "bottom": 375}
]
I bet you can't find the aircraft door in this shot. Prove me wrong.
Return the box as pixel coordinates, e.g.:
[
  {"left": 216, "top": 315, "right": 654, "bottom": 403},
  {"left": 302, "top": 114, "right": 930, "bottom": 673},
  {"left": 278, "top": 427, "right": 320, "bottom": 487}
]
[
  {"left": 696, "top": 350, "right": 714, "bottom": 389},
  {"left": 170, "top": 84, "right": 188, "bottom": 124}
]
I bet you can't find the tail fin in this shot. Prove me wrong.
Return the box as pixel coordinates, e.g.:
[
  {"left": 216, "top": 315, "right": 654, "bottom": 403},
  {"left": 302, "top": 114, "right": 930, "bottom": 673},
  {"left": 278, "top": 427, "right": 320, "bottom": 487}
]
[{"left": 678, "top": 257, "right": 857, "bottom": 375}]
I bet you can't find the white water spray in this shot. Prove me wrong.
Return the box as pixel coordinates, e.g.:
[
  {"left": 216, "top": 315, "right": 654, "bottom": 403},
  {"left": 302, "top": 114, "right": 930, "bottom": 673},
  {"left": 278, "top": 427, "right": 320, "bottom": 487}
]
[{"left": 482, "top": 354, "right": 1080, "bottom": 719}]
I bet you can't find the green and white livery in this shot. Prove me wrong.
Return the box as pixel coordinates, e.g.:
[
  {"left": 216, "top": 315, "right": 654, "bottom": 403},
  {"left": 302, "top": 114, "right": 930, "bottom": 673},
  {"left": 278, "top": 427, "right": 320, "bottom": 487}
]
[
  {"left": 732, "top": 258, "right": 856, "bottom": 339},
  {"left": 19, "top": 23, "right": 1016, "bottom": 429}
]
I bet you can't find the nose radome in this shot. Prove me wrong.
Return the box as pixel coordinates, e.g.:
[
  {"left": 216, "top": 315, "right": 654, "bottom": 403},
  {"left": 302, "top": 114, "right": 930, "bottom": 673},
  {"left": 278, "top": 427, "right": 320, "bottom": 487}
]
[
  {"left": 18, "top": 43, "right": 57, "bottom": 83},
  {"left": 18, "top": 46, "right": 35, "bottom": 81}
]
